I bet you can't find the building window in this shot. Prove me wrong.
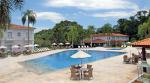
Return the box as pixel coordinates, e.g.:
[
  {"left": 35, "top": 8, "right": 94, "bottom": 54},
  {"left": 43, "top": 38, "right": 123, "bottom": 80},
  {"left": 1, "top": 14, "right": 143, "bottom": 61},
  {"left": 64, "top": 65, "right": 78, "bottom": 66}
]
[
  {"left": 8, "top": 32, "right": 12, "bottom": 38},
  {"left": 17, "top": 32, "right": 21, "bottom": 37}
]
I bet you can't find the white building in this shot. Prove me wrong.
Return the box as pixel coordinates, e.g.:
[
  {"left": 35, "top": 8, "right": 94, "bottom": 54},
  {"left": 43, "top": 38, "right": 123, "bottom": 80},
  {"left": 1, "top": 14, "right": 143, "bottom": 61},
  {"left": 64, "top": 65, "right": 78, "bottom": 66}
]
[
  {"left": 84, "top": 33, "right": 129, "bottom": 47},
  {"left": 0, "top": 24, "right": 35, "bottom": 51}
]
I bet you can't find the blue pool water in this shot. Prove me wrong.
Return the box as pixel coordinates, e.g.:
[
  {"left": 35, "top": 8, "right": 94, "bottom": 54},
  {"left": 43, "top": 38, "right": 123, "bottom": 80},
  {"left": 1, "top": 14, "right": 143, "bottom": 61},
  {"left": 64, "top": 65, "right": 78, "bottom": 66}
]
[{"left": 20, "top": 50, "right": 125, "bottom": 73}]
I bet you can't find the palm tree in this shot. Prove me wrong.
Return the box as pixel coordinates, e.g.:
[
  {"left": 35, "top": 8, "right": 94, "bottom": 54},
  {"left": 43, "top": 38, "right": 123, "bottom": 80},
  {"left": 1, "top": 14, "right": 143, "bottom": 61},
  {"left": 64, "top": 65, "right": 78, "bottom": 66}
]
[
  {"left": 22, "top": 10, "right": 36, "bottom": 45},
  {"left": 148, "top": 9, "right": 150, "bottom": 17},
  {"left": 142, "top": 10, "right": 148, "bottom": 17},
  {"left": 0, "top": 0, "right": 24, "bottom": 36}
]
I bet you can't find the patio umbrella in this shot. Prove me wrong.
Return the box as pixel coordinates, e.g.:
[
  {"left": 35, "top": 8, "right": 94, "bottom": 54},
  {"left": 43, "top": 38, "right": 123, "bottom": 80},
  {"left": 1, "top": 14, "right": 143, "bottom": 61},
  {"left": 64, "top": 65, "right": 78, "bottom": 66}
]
[
  {"left": 24, "top": 44, "right": 34, "bottom": 47},
  {"left": 127, "top": 42, "right": 131, "bottom": 45},
  {"left": 65, "top": 42, "right": 70, "bottom": 45},
  {"left": 52, "top": 43, "right": 57, "bottom": 46},
  {"left": 34, "top": 44, "right": 39, "bottom": 47},
  {"left": 12, "top": 45, "right": 19, "bottom": 48},
  {"left": 71, "top": 50, "right": 91, "bottom": 65},
  {"left": 0, "top": 46, "right": 7, "bottom": 49},
  {"left": 59, "top": 43, "right": 63, "bottom": 45}
]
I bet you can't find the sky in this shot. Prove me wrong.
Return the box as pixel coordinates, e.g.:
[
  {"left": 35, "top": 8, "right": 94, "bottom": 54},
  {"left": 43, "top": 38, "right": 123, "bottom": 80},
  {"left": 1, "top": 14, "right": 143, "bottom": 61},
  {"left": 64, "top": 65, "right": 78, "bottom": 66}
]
[{"left": 11, "top": 0, "right": 150, "bottom": 32}]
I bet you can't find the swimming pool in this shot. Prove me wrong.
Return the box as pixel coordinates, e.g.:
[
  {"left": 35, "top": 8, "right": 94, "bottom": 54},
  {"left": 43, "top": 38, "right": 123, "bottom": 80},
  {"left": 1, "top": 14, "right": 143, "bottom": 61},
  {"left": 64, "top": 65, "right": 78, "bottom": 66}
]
[{"left": 20, "top": 50, "right": 125, "bottom": 73}]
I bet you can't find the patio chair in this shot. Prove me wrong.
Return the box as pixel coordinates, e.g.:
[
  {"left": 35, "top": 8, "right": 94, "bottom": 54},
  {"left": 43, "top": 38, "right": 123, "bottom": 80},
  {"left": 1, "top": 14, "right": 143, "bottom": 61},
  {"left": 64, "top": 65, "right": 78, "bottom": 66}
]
[
  {"left": 39, "top": 48, "right": 42, "bottom": 52},
  {"left": 146, "top": 53, "right": 150, "bottom": 58},
  {"left": 32, "top": 48, "right": 40, "bottom": 54},
  {"left": 36, "top": 49, "right": 39, "bottom": 52},
  {"left": 41, "top": 48, "right": 44, "bottom": 52},
  {"left": 83, "top": 68, "right": 93, "bottom": 80},
  {"left": 70, "top": 68, "right": 80, "bottom": 80},
  {"left": 0, "top": 51, "right": 8, "bottom": 58},
  {"left": 87, "top": 64, "right": 92, "bottom": 69},
  {"left": 45, "top": 48, "right": 48, "bottom": 51},
  {"left": 11, "top": 51, "right": 21, "bottom": 56},
  {"left": 131, "top": 54, "right": 139, "bottom": 64},
  {"left": 45, "top": 48, "right": 47, "bottom": 51},
  {"left": 123, "top": 55, "right": 131, "bottom": 64},
  {"left": 44, "top": 48, "right": 46, "bottom": 51}
]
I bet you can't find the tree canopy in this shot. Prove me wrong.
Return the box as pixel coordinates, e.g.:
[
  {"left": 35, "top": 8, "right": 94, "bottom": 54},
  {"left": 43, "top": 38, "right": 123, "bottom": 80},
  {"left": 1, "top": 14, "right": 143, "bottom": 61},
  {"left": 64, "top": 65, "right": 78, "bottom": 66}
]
[
  {"left": 35, "top": 9, "right": 150, "bottom": 48},
  {"left": 0, "top": 0, "right": 24, "bottom": 37},
  {"left": 138, "top": 17, "right": 150, "bottom": 39},
  {"left": 98, "top": 23, "right": 113, "bottom": 33},
  {"left": 51, "top": 20, "right": 83, "bottom": 44}
]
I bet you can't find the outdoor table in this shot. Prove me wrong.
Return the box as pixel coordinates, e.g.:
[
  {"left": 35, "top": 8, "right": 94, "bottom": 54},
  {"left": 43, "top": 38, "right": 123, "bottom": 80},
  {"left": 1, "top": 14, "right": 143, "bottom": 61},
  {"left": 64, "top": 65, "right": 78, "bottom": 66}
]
[{"left": 79, "top": 68, "right": 88, "bottom": 79}]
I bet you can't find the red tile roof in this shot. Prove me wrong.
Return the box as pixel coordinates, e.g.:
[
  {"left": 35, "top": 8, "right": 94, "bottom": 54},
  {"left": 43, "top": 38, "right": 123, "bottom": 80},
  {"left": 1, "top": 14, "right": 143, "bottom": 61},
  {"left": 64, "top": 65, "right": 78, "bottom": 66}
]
[
  {"left": 83, "top": 39, "right": 126, "bottom": 44},
  {"left": 132, "top": 38, "right": 150, "bottom": 47},
  {"left": 92, "top": 33, "right": 128, "bottom": 37},
  {"left": 9, "top": 24, "right": 33, "bottom": 29}
]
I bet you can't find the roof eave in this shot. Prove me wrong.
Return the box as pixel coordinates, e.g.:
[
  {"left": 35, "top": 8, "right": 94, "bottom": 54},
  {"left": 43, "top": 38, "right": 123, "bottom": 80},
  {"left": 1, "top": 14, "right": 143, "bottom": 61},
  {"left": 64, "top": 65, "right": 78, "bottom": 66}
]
[{"left": 132, "top": 45, "right": 150, "bottom": 48}]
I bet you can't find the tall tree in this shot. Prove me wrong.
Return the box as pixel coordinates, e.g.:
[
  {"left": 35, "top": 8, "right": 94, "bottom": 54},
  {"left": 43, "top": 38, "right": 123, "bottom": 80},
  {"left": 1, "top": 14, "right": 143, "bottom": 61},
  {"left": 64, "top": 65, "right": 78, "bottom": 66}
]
[
  {"left": 22, "top": 10, "right": 36, "bottom": 45},
  {"left": 51, "top": 20, "right": 83, "bottom": 44},
  {"left": 138, "top": 17, "right": 150, "bottom": 39},
  {"left": 67, "top": 26, "right": 79, "bottom": 47},
  {"left": 84, "top": 25, "right": 96, "bottom": 41},
  {"left": 87, "top": 25, "right": 95, "bottom": 35},
  {"left": 0, "top": 0, "right": 24, "bottom": 36},
  {"left": 100, "top": 23, "right": 112, "bottom": 33},
  {"left": 116, "top": 17, "right": 139, "bottom": 41},
  {"left": 135, "top": 10, "right": 148, "bottom": 24},
  {"left": 34, "top": 29, "right": 53, "bottom": 47}
]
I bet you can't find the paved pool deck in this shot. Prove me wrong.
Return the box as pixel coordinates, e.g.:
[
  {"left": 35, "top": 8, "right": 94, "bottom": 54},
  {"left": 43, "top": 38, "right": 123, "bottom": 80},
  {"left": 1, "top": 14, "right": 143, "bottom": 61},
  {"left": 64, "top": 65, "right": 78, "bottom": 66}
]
[{"left": 0, "top": 47, "right": 148, "bottom": 83}]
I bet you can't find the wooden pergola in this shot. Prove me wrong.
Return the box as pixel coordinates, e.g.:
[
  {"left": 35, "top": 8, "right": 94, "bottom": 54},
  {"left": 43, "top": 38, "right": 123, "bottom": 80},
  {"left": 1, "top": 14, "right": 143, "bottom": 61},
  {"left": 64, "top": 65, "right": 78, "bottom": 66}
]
[{"left": 132, "top": 38, "right": 150, "bottom": 72}]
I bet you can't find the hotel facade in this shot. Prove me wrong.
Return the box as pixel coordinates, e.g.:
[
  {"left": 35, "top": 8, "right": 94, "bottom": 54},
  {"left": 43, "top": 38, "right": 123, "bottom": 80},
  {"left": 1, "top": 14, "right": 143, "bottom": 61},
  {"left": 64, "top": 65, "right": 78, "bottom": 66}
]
[
  {"left": 84, "top": 33, "right": 129, "bottom": 47},
  {"left": 0, "top": 24, "right": 35, "bottom": 51}
]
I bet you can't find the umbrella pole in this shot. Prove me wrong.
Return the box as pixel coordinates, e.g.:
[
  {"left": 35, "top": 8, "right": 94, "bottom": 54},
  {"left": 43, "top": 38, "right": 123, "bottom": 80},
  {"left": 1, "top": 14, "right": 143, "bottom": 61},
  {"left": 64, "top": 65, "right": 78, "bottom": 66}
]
[{"left": 81, "top": 59, "right": 83, "bottom": 66}]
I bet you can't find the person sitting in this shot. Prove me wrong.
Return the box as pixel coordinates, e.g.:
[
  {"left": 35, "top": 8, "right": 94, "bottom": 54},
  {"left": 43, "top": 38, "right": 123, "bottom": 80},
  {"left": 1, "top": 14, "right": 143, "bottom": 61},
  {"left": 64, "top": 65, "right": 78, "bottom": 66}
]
[
  {"left": 87, "top": 64, "right": 92, "bottom": 69},
  {"left": 131, "top": 53, "right": 139, "bottom": 64},
  {"left": 123, "top": 55, "right": 131, "bottom": 64}
]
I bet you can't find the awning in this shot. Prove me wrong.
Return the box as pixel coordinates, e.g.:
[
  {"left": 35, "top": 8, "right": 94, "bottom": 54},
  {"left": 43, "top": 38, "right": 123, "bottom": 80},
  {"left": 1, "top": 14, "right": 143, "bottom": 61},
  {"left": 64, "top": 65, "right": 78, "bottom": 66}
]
[
  {"left": 12, "top": 45, "right": 19, "bottom": 48},
  {"left": 132, "top": 38, "right": 150, "bottom": 48}
]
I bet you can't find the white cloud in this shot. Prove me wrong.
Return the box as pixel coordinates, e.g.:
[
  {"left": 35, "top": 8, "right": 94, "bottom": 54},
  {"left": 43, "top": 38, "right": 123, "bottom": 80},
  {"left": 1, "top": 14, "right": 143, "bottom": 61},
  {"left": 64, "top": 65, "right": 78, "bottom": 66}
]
[
  {"left": 92, "top": 11, "right": 136, "bottom": 18},
  {"left": 36, "top": 12, "right": 65, "bottom": 23},
  {"left": 45, "top": 0, "right": 139, "bottom": 11},
  {"left": 34, "top": 27, "right": 49, "bottom": 33}
]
